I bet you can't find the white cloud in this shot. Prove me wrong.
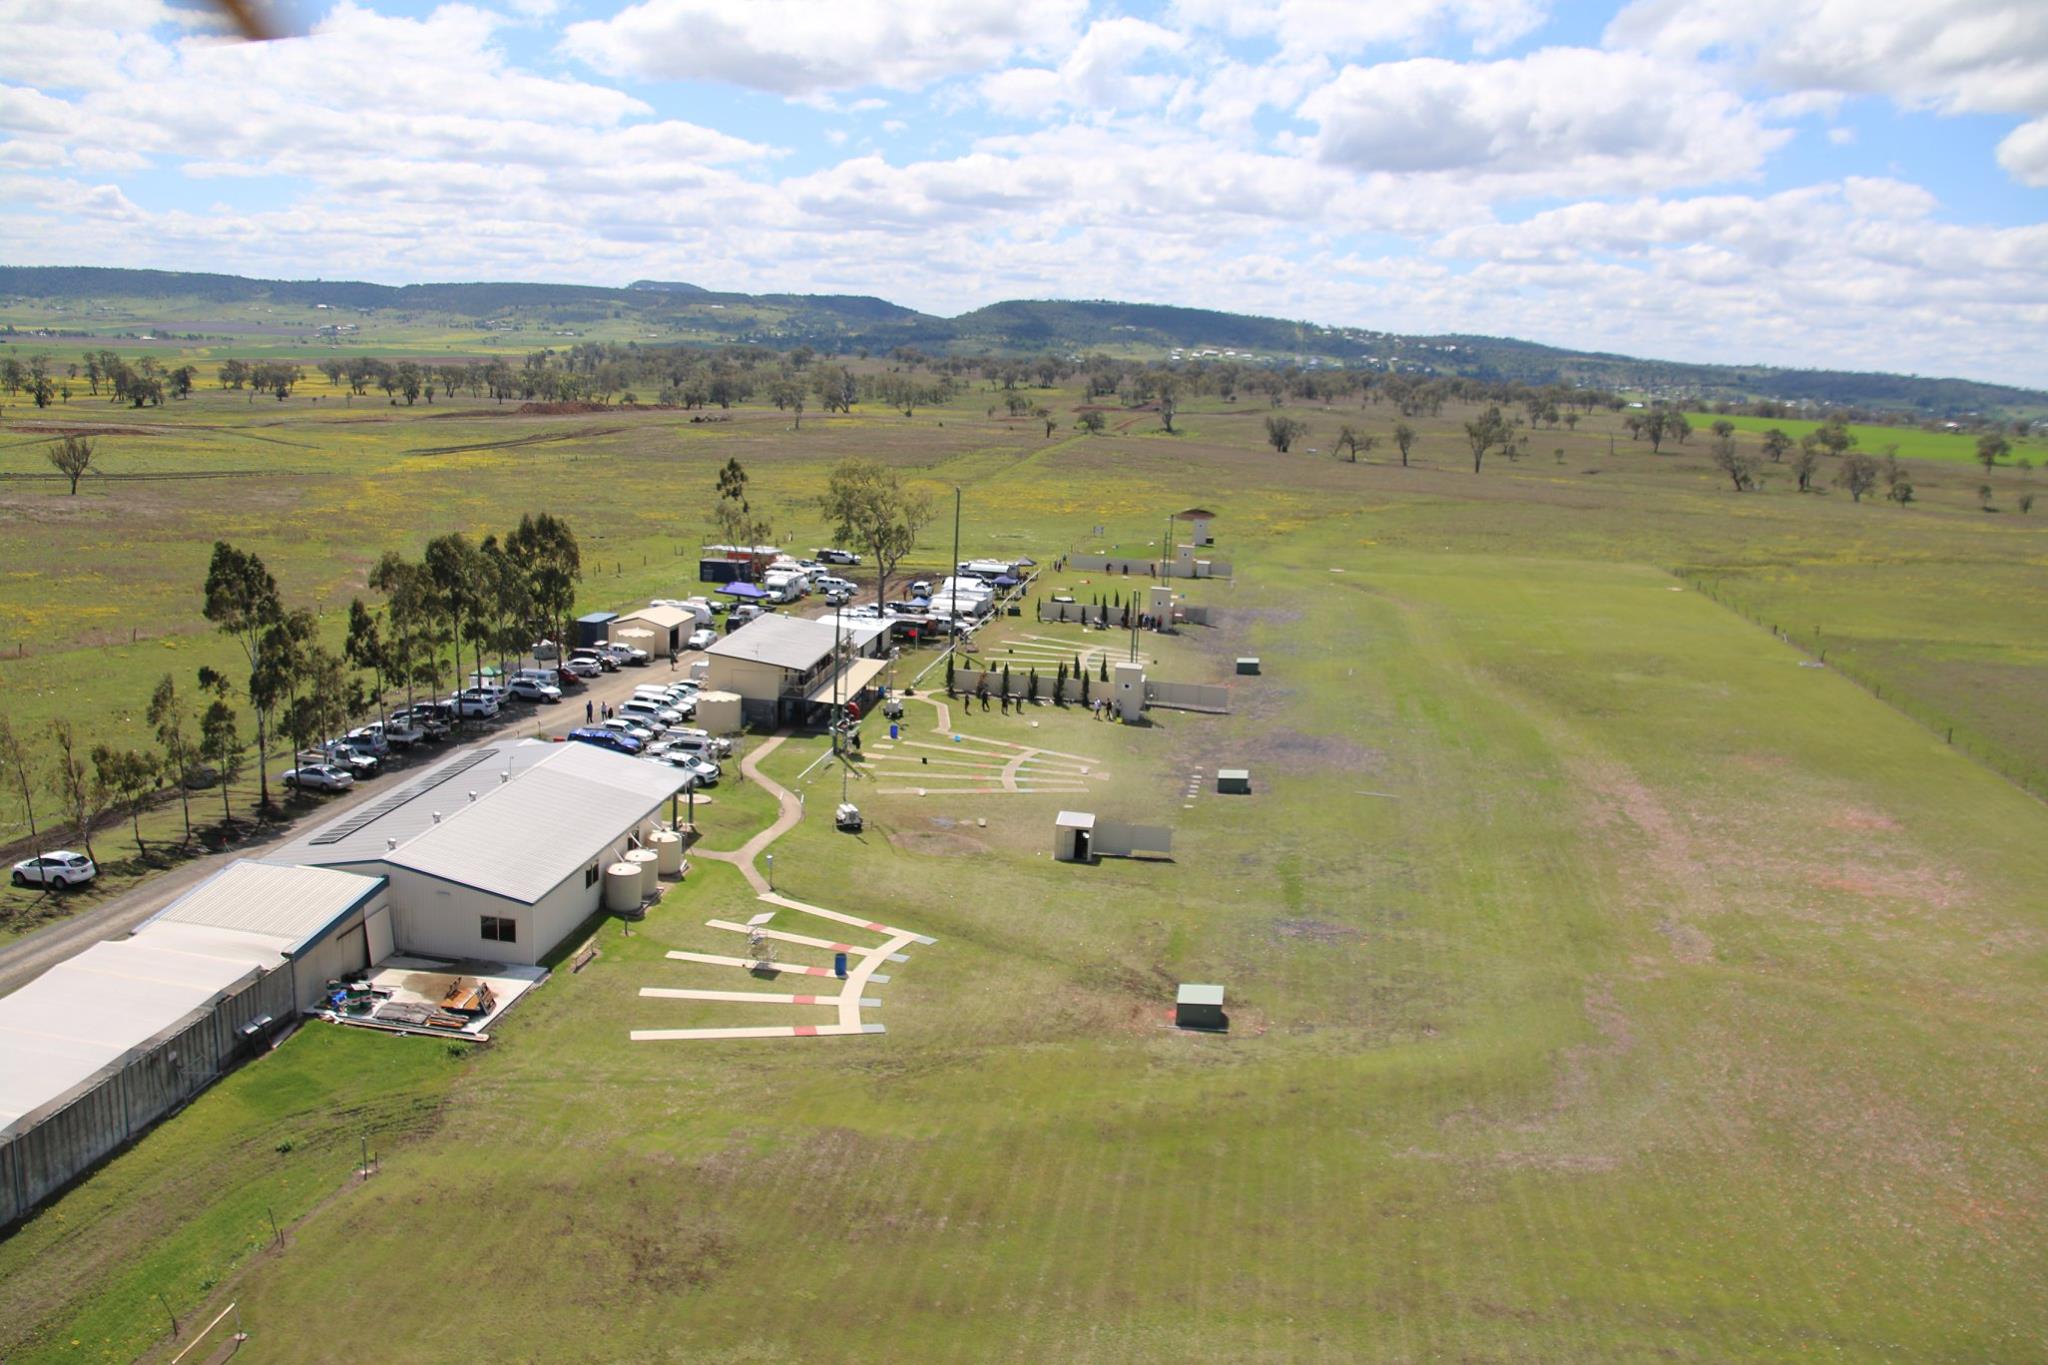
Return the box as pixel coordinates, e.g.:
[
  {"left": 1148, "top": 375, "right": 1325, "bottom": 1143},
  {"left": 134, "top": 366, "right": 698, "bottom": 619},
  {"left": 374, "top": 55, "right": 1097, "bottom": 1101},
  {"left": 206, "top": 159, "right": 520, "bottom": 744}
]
[
  {"left": 1173, "top": 0, "right": 1548, "bottom": 56},
  {"left": 1300, "top": 48, "right": 1786, "bottom": 195},
  {"left": 561, "top": 0, "right": 1087, "bottom": 95},
  {"left": 1997, "top": 116, "right": 2048, "bottom": 185},
  {"left": 980, "top": 17, "right": 1187, "bottom": 117},
  {"left": 1609, "top": 0, "right": 2048, "bottom": 182}
]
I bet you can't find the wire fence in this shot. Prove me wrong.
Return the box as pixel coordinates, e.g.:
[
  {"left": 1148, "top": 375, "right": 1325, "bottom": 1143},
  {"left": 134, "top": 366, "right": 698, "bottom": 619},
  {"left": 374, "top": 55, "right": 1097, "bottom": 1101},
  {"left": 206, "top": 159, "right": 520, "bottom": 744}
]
[{"left": 1677, "top": 569, "right": 2046, "bottom": 802}]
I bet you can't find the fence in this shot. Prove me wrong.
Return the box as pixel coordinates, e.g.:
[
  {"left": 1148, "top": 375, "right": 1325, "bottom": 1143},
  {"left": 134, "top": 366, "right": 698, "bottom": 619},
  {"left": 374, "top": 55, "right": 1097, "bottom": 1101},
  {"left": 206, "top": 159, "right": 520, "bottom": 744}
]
[
  {"left": 1093, "top": 820, "right": 1173, "bottom": 857},
  {"left": 1144, "top": 680, "right": 1231, "bottom": 713},
  {"left": 1677, "top": 569, "right": 2045, "bottom": 801}
]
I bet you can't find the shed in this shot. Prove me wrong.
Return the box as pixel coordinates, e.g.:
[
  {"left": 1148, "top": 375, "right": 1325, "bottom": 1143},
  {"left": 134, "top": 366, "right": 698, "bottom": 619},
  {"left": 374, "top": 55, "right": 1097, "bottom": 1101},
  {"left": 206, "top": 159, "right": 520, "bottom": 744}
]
[
  {"left": 1236, "top": 657, "right": 1261, "bottom": 676},
  {"left": 1176, "top": 983, "right": 1226, "bottom": 1030},
  {"left": 693, "top": 689, "right": 742, "bottom": 735},
  {"left": 1175, "top": 508, "right": 1215, "bottom": 545},
  {"left": 575, "top": 611, "right": 618, "bottom": 648},
  {"left": 1053, "top": 811, "right": 1096, "bottom": 863},
  {"left": 613, "top": 604, "right": 692, "bottom": 654},
  {"left": 698, "top": 555, "right": 752, "bottom": 584},
  {"left": 1216, "top": 768, "right": 1251, "bottom": 795}
]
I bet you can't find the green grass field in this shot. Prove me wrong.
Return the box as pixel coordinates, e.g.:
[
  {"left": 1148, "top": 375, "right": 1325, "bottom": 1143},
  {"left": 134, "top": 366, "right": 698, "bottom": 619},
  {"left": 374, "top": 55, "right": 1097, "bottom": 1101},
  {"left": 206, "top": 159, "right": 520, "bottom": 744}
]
[
  {"left": 1684, "top": 410, "right": 2043, "bottom": 466},
  {"left": 3, "top": 377, "right": 2048, "bottom": 1360}
]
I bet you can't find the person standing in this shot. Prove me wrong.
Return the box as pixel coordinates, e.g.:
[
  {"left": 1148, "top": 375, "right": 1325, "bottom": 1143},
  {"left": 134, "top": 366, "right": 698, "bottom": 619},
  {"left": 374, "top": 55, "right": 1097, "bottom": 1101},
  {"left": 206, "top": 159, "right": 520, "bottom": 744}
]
[{"left": 585, "top": 698, "right": 594, "bottom": 724}]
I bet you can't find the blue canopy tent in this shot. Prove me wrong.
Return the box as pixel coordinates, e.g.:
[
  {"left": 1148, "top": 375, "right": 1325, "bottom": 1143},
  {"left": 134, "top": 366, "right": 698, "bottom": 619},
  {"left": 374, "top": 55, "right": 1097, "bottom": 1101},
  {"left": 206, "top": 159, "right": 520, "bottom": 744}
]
[{"left": 718, "top": 583, "right": 770, "bottom": 600}]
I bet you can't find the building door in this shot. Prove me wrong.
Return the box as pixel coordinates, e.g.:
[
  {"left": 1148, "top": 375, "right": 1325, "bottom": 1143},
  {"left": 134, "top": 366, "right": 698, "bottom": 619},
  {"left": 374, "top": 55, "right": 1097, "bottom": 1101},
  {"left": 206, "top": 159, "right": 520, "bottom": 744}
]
[
  {"left": 365, "top": 906, "right": 395, "bottom": 962},
  {"left": 1073, "top": 828, "right": 1090, "bottom": 862}
]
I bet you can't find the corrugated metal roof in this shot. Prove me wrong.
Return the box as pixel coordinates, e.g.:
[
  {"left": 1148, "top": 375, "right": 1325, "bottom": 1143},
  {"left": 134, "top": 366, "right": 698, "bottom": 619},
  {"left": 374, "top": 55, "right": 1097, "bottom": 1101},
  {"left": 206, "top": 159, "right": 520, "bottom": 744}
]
[
  {"left": 140, "top": 860, "right": 384, "bottom": 956},
  {"left": 0, "top": 936, "right": 276, "bottom": 1136},
  {"left": 619, "top": 605, "right": 691, "bottom": 631},
  {"left": 704, "top": 615, "right": 841, "bottom": 671},
  {"left": 268, "top": 741, "right": 557, "bottom": 868},
  {"left": 382, "top": 743, "right": 687, "bottom": 903}
]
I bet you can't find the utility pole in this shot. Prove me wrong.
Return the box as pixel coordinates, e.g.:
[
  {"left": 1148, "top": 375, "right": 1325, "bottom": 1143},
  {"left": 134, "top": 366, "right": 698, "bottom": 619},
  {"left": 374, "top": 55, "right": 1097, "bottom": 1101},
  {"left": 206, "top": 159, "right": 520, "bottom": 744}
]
[{"left": 950, "top": 485, "right": 961, "bottom": 620}]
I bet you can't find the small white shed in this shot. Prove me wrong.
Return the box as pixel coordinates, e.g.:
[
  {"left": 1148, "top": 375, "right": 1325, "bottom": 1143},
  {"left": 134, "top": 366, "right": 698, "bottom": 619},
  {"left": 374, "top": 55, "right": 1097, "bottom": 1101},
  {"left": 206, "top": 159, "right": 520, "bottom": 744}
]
[{"left": 1053, "top": 811, "right": 1096, "bottom": 862}]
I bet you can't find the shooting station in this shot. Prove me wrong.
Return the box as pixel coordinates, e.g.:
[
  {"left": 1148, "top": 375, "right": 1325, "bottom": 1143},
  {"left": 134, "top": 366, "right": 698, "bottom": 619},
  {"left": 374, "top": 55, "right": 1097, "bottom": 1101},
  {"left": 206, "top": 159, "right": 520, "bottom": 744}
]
[{"left": 1217, "top": 769, "right": 1251, "bottom": 795}]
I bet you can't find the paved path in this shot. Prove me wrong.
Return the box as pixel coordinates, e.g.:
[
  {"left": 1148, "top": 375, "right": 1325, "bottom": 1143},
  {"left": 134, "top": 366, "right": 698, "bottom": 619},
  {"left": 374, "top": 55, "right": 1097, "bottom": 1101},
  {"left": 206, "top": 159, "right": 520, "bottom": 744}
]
[
  {"left": 864, "top": 694, "right": 1098, "bottom": 797},
  {"left": 632, "top": 731, "right": 933, "bottom": 1044},
  {"left": 0, "top": 657, "right": 691, "bottom": 1000},
  {"left": 690, "top": 732, "right": 798, "bottom": 894}
]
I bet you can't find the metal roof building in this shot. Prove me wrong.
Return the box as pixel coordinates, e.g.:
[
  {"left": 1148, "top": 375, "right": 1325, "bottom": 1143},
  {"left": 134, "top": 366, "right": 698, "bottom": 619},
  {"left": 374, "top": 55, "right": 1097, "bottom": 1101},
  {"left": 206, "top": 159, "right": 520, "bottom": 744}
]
[
  {"left": 0, "top": 860, "right": 388, "bottom": 1226},
  {"left": 270, "top": 740, "right": 687, "bottom": 967}
]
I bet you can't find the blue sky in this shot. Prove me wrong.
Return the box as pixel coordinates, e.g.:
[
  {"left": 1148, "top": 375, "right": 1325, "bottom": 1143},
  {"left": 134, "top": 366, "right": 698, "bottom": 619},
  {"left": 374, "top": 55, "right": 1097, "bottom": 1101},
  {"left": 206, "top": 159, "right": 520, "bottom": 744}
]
[{"left": 2, "top": 0, "right": 2045, "bottom": 385}]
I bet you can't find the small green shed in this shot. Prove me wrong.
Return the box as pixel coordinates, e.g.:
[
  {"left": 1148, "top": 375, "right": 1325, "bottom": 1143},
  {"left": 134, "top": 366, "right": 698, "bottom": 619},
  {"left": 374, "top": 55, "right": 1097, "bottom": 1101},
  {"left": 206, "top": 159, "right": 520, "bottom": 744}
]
[
  {"left": 1235, "top": 657, "right": 1260, "bottom": 675},
  {"left": 1216, "top": 769, "right": 1251, "bottom": 795}
]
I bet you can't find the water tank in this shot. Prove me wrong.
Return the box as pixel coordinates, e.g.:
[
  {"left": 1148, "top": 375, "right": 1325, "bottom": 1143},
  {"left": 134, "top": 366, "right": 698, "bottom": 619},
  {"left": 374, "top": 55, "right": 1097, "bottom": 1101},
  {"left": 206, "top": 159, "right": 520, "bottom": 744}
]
[
  {"left": 625, "top": 848, "right": 660, "bottom": 899},
  {"left": 602, "top": 862, "right": 643, "bottom": 913},
  {"left": 650, "top": 829, "right": 683, "bottom": 876}
]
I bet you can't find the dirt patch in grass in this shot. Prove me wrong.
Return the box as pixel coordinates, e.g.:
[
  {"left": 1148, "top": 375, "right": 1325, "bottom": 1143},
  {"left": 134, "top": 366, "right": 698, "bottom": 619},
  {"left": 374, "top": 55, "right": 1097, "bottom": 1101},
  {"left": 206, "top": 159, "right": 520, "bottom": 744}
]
[
  {"left": 1244, "top": 725, "right": 1386, "bottom": 772},
  {"left": 1824, "top": 806, "right": 1902, "bottom": 832},
  {"left": 886, "top": 829, "right": 991, "bottom": 857},
  {"left": 1271, "top": 917, "right": 1358, "bottom": 942}
]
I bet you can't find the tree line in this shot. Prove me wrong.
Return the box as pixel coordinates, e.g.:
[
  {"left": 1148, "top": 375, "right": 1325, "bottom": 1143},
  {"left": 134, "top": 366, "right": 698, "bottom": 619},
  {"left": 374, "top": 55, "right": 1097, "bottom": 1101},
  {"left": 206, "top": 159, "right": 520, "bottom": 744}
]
[{"left": 0, "top": 514, "right": 582, "bottom": 879}]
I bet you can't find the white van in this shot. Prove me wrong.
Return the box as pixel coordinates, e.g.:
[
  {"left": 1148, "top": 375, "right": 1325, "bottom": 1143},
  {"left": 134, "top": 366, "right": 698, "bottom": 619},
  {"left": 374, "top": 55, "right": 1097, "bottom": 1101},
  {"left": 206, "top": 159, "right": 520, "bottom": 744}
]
[{"left": 620, "top": 698, "right": 683, "bottom": 727}]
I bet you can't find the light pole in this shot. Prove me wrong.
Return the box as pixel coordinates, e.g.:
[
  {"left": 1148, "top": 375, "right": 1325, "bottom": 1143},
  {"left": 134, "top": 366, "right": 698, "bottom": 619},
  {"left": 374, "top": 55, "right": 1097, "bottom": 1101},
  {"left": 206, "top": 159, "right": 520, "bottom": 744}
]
[{"left": 765, "top": 852, "right": 774, "bottom": 891}]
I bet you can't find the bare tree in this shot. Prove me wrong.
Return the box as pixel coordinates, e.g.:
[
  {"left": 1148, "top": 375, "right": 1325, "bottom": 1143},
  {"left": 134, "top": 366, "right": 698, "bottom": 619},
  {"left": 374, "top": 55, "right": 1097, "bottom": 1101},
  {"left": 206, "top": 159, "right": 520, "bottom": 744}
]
[
  {"left": 0, "top": 715, "right": 43, "bottom": 866},
  {"left": 47, "top": 435, "right": 94, "bottom": 494},
  {"left": 1393, "top": 421, "right": 1417, "bottom": 466}
]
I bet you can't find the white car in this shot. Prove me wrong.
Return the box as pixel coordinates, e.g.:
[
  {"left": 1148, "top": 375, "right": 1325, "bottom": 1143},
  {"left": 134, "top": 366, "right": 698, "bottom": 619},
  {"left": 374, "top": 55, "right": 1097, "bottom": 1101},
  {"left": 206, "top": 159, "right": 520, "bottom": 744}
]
[
  {"left": 12, "top": 850, "right": 97, "bottom": 889},
  {"left": 686, "top": 628, "right": 716, "bottom": 651},
  {"left": 601, "top": 717, "right": 656, "bottom": 744},
  {"left": 452, "top": 691, "right": 500, "bottom": 718},
  {"left": 562, "top": 655, "right": 604, "bottom": 678},
  {"left": 283, "top": 763, "right": 355, "bottom": 793},
  {"left": 665, "top": 753, "right": 720, "bottom": 784},
  {"left": 507, "top": 676, "right": 562, "bottom": 703},
  {"left": 818, "top": 548, "right": 860, "bottom": 565},
  {"left": 601, "top": 642, "right": 650, "bottom": 667}
]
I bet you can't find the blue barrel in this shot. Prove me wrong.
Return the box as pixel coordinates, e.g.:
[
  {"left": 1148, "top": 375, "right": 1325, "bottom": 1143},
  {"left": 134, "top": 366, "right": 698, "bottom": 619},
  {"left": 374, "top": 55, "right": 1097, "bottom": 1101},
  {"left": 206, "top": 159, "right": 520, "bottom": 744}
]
[
  {"left": 889, "top": 723, "right": 899, "bottom": 740},
  {"left": 834, "top": 952, "right": 849, "bottom": 979}
]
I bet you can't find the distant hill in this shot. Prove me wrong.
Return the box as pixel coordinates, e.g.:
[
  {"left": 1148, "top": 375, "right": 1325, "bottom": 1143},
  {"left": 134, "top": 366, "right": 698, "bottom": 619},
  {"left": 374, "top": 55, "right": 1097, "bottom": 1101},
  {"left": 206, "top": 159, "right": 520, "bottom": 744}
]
[{"left": 2, "top": 265, "right": 2040, "bottom": 417}]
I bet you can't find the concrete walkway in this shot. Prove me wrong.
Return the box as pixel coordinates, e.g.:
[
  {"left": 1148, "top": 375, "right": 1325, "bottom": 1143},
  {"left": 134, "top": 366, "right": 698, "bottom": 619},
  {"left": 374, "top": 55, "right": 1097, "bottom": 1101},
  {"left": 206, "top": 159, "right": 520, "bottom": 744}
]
[
  {"left": 632, "top": 731, "right": 933, "bottom": 1044},
  {"left": 690, "top": 732, "right": 799, "bottom": 895}
]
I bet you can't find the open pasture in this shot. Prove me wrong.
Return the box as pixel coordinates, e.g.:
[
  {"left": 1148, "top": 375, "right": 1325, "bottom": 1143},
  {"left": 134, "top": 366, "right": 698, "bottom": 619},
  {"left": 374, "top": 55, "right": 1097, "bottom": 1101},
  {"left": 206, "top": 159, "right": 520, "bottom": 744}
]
[{"left": 1, "top": 384, "right": 2046, "bottom": 1357}]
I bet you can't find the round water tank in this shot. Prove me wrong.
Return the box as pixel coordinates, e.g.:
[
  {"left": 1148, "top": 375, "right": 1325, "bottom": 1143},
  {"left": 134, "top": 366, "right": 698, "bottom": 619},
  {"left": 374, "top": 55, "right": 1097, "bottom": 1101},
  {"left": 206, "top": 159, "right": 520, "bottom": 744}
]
[
  {"left": 602, "top": 862, "right": 643, "bottom": 913},
  {"left": 650, "top": 829, "right": 683, "bottom": 876},
  {"left": 625, "top": 848, "right": 660, "bottom": 898}
]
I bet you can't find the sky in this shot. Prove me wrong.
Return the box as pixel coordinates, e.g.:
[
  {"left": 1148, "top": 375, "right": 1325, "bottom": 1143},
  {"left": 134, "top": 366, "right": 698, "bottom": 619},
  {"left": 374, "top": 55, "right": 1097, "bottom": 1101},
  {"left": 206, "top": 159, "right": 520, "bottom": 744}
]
[{"left": 1, "top": 0, "right": 2045, "bottom": 386}]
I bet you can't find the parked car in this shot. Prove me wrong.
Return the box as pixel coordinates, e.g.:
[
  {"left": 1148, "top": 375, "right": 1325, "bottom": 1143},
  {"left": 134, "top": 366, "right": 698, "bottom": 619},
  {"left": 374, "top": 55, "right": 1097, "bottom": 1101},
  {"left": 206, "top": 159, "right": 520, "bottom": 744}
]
[
  {"left": 600, "top": 717, "right": 656, "bottom": 744},
  {"left": 283, "top": 763, "right": 355, "bottom": 793},
  {"left": 667, "top": 753, "right": 720, "bottom": 785},
  {"left": 620, "top": 699, "right": 682, "bottom": 728},
  {"left": 398, "top": 704, "right": 452, "bottom": 739},
  {"left": 663, "top": 726, "right": 731, "bottom": 758},
  {"left": 563, "top": 654, "right": 605, "bottom": 678},
  {"left": 601, "top": 641, "right": 650, "bottom": 667},
  {"left": 451, "top": 690, "right": 500, "bottom": 719},
  {"left": 343, "top": 725, "right": 390, "bottom": 756},
  {"left": 320, "top": 743, "right": 381, "bottom": 777},
  {"left": 12, "top": 850, "right": 96, "bottom": 889},
  {"left": 686, "top": 628, "right": 716, "bottom": 651},
  {"left": 818, "top": 547, "right": 861, "bottom": 565},
  {"left": 507, "top": 676, "right": 563, "bottom": 704},
  {"left": 730, "top": 604, "right": 763, "bottom": 624},
  {"left": 566, "top": 727, "right": 641, "bottom": 755},
  {"left": 553, "top": 666, "right": 588, "bottom": 691}
]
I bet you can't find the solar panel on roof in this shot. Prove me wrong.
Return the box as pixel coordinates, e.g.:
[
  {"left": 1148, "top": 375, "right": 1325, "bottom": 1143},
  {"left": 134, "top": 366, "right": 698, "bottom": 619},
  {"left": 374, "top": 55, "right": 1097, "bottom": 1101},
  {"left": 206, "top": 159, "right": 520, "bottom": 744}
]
[{"left": 307, "top": 749, "right": 497, "bottom": 845}]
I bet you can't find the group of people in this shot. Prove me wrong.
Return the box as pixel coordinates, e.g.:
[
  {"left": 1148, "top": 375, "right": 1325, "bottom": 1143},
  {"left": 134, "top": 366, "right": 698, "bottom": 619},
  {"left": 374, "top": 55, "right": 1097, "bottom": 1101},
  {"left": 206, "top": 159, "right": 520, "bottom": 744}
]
[{"left": 585, "top": 699, "right": 618, "bottom": 724}]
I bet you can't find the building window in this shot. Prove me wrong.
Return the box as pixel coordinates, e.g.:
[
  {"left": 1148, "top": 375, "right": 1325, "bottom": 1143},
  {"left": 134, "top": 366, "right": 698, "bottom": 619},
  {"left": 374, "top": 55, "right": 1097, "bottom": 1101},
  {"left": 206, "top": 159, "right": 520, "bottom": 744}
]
[
  {"left": 481, "top": 915, "right": 517, "bottom": 944},
  {"left": 585, "top": 864, "right": 600, "bottom": 888}
]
